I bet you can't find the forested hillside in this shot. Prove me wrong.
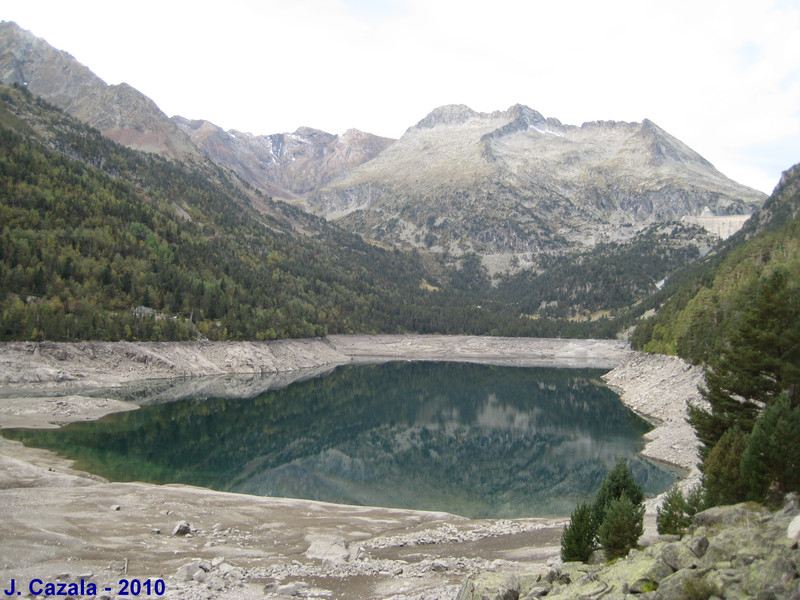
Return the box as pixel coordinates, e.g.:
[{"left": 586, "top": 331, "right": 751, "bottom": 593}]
[
  {"left": 0, "top": 84, "right": 733, "bottom": 342},
  {"left": 0, "top": 84, "right": 439, "bottom": 341},
  {"left": 632, "top": 163, "right": 800, "bottom": 363}
]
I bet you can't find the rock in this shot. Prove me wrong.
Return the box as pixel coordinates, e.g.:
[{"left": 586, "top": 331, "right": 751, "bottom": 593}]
[
  {"left": 660, "top": 542, "right": 699, "bottom": 571},
  {"left": 686, "top": 534, "right": 709, "bottom": 558},
  {"left": 586, "top": 549, "right": 606, "bottom": 565},
  {"left": 693, "top": 503, "right": 767, "bottom": 527},
  {"left": 787, "top": 514, "right": 800, "bottom": 547},
  {"left": 541, "top": 567, "right": 559, "bottom": 583},
  {"left": 151, "top": 528, "right": 161, "bottom": 535},
  {"left": 305, "top": 536, "right": 349, "bottom": 563},
  {"left": 277, "top": 582, "right": 309, "bottom": 596},
  {"left": 173, "top": 562, "right": 202, "bottom": 581},
  {"left": 110, "top": 505, "right": 121, "bottom": 511},
  {"left": 521, "top": 582, "right": 551, "bottom": 598},
  {"left": 742, "top": 556, "right": 798, "bottom": 597},
  {"left": 456, "top": 573, "right": 521, "bottom": 600},
  {"left": 781, "top": 492, "right": 799, "bottom": 515},
  {"left": 430, "top": 559, "right": 448, "bottom": 572},
  {"left": 659, "top": 570, "right": 715, "bottom": 599},
  {"left": 171, "top": 521, "right": 191, "bottom": 536},
  {"left": 211, "top": 556, "right": 225, "bottom": 567}
]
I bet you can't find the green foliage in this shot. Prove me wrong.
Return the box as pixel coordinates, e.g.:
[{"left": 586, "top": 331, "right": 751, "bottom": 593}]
[
  {"left": 740, "top": 394, "right": 800, "bottom": 507},
  {"left": 692, "top": 269, "right": 800, "bottom": 452},
  {"left": 591, "top": 459, "right": 645, "bottom": 528},
  {"left": 702, "top": 427, "right": 748, "bottom": 507},
  {"left": 684, "top": 484, "right": 706, "bottom": 517},
  {"left": 560, "top": 502, "right": 597, "bottom": 562},
  {"left": 496, "top": 224, "right": 704, "bottom": 320},
  {"left": 656, "top": 485, "right": 691, "bottom": 535},
  {"left": 597, "top": 495, "right": 644, "bottom": 558},
  {"left": 561, "top": 460, "right": 646, "bottom": 563},
  {"left": 632, "top": 163, "right": 800, "bottom": 363}
]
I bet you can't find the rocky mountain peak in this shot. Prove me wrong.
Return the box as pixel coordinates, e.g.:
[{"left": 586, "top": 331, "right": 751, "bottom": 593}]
[
  {"left": 307, "top": 103, "right": 766, "bottom": 257},
  {"left": 413, "top": 104, "right": 480, "bottom": 129},
  {"left": 0, "top": 21, "right": 196, "bottom": 159},
  {"left": 637, "top": 118, "right": 713, "bottom": 168}
]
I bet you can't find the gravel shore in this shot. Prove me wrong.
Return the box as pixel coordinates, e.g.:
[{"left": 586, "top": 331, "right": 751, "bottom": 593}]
[{"left": 0, "top": 336, "right": 703, "bottom": 599}]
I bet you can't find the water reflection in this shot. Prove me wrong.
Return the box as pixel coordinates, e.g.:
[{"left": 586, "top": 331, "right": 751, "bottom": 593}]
[{"left": 4, "top": 362, "right": 675, "bottom": 517}]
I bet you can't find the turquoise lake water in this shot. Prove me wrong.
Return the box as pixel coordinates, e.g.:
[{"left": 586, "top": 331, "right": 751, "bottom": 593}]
[{"left": 4, "top": 361, "right": 676, "bottom": 518}]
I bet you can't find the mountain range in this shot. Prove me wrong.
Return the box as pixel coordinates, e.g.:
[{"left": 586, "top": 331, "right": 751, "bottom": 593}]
[
  {"left": 0, "top": 20, "right": 765, "bottom": 266},
  {"left": 306, "top": 104, "right": 764, "bottom": 258},
  {"left": 2, "top": 19, "right": 795, "bottom": 343}
]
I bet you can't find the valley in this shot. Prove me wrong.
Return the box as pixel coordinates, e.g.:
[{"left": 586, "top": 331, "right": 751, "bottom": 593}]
[{"left": 0, "top": 16, "right": 799, "bottom": 599}]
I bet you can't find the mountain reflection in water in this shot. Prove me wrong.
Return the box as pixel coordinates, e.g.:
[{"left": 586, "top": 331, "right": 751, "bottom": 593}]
[{"left": 5, "top": 362, "right": 675, "bottom": 517}]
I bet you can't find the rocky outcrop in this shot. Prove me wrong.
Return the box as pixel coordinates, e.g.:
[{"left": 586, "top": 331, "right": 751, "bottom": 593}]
[
  {"left": 171, "top": 117, "right": 395, "bottom": 200},
  {"left": 0, "top": 21, "right": 196, "bottom": 158},
  {"left": 306, "top": 104, "right": 765, "bottom": 256},
  {"left": 602, "top": 353, "right": 707, "bottom": 497},
  {"left": 457, "top": 495, "right": 800, "bottom": 600}
]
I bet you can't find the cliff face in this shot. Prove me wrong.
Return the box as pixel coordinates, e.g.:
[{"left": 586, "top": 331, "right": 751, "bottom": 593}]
[
  {"left": 0, "top": 21, "right": 197, "bottom": 159},
  {"left": 306, "top": 105, "right": 765, "bottom": 255},
  {"left": 171, "top": 117, "right": 395, "bottom": 200}
]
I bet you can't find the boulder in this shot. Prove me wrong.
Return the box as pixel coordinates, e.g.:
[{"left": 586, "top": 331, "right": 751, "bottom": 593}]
[
  {"left": 685, "top": 534, "right": 709, "bottom": 558},
  {"left": 742, "top": 556, "right": 798, "bottom": 597},
  {"left": 171, "top": 521, "right": 191, "bottom": 536},
  {"left": 305, "top": 535, "right": 349, "bottom": 564},
  {"left": 788, "top": 514, "right": 800, "bottom": 548},
  {"left": 692, "top": 503, "right": 767, "bottom": 527},
  {"left": 456, "top": 573, "right": 531, "bottom": 600},
  {"left": 660, "top": 542, "right": 699, "bottom": 571}
]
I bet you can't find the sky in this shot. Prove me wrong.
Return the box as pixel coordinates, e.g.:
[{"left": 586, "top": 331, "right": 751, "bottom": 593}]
[{"left": 3, "top": 0, "right": 800, "bottom": 194}]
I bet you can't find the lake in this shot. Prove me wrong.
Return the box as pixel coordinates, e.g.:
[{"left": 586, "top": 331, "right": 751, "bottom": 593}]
[{"left": 4, "top": 361, "right": 676, "bottom": 518}]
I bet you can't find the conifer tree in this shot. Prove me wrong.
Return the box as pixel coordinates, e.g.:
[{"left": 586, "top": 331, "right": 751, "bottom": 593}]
[
  {"left": 702, "top": 427, "right": 748, "bottom": 507},
  {"left": 560, "top": 502, "right": 597, "bottom": 563},
  {"left": 656, "top": 485, "right": 691, "bottom": 535},
  {"left": 740, "top": 394, "right": 800, "bottom": 506},
  {"left": 598, "top": 495, "right": 644, "bottom": 558},
  {"left": 690, "top": 269, "right": 800, "bottom": 456},
  {"left": 591, "top": 459, "right": 644, "bottom": 528}
]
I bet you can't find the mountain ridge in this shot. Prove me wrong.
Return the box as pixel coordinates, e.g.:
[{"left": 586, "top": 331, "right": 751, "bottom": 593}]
[
  {"left": 171, "top": 116, "right": 395, "bottom": 199},
  {"left": 305, "top": 104, "right": 765, "bottom": 259},
  {"left": 0, "top": 21, "right": 197, "bottom": 159}
]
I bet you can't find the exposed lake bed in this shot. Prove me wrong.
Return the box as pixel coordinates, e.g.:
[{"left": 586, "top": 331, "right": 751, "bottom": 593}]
[{"left": 0, "top": 336, "right": 702, "bottom": 600}]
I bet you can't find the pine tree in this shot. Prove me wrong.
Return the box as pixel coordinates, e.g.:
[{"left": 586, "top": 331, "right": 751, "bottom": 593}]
[
  {"left": 597, "top": 495, "right": 644, "bottom": 558},
  {"left": 703, "top": 427, "right": 748, "bottom": 507},
  {"left": 740, "top": 394, "right": 800, "bottom": 507},
  {"left": 592, "top": 459, "right": 644, "bottom": 528},
  {"left": 560, "top": 502, "right": 597, "bottom": 562},
  {"left": 690, "top": 270, "right": 800, "bottom": 456},
  {"left": 656, "top": 485, "right": 691, "bottom": 535}
]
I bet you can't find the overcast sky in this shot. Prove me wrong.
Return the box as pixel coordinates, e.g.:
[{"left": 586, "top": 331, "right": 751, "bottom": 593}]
[{"left": 4, "top": 0, "right": 800, "bottom": 193}]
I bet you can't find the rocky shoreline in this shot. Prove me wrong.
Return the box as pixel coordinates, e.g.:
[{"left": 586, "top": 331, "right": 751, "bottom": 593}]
[{"left": 0, "top": 336, "right": 705, "bottom": 599}]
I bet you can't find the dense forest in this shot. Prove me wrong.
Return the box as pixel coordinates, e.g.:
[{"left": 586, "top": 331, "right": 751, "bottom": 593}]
[
  {"left": 631, "top": 163, "right": 800, "bottom": 363},
  {"left": 0, "top": 84, "right": 724, "bottom": 341},
  {"left": 623, "top": 162, "right": 800, "bottom": 525}
]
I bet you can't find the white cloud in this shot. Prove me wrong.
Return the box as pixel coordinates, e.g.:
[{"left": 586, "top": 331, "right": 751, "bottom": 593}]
[{"left": 3, "top": 0, "right": 799, "bottom": 192}]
